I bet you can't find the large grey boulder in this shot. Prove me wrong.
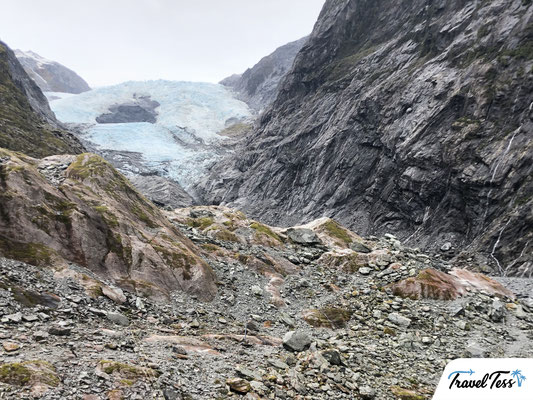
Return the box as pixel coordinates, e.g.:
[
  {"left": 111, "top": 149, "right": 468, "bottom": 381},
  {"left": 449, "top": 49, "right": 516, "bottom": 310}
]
[
  {"left": 286, "top": 228, "right": 321, "bottom": 246},
  {"left": 387, "top": 312, "right": 411, "bottom": 328},
  {"left": 283, "top": 330, "right": 312, "bottom": 352}
]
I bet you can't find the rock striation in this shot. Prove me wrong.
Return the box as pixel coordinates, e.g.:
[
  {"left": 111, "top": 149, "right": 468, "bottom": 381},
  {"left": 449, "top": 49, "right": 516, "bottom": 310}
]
[
  {"left": 201, "top": 0, "right": 533, "bottom": 277},
  {"left": 220, "top": 36, "right": 308, "bottom": 112}
]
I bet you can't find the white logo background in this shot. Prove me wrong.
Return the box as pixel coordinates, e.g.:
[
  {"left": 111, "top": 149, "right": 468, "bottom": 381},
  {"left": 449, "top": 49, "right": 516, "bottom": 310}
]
[{"left": 433, "top": 358, "right": 532, "bottom": 400}]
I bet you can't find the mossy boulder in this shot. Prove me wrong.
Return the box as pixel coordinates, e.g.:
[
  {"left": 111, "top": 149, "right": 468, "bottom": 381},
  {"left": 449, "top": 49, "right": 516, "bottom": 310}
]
[
  {"left": 97, "top": 360, "right": 160, "bottom": 383},
  {"left": 249, "top": 222, "right": 283, "bottom": 245},
  {"left": 302, "top": 307, "right": 353, "bottom": 328},
  {"left": 0, "top": 360, "right": 60, "bottom": 387},
  {"left": 389, "top": 268, "right": 515, "bottom": 301},
  {"left": 389, "top": 268, "right": 465, "bottom": 300}
]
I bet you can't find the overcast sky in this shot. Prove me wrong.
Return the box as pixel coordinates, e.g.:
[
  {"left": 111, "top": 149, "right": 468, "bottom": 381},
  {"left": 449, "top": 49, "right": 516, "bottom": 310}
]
[{"left": 1, "top": 0, "right": 325, "bottom": 87}]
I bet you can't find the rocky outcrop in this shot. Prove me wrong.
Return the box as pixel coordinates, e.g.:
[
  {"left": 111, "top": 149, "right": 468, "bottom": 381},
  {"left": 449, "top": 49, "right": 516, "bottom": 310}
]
[
  {"left": 201, "top": 0, "right": 533, "bottom": 276},
  {"left": 0, "top": 41, "right": 83, "bottom": 158},
  {"left": 0, "top": 150, "right": 216, "bottom": 300},
  {"left": 220, "top": 37, "right": 308, "bottom": 111},
  {"left": 96, "top": 94, "right": 160, "bottom": 124},
  {"left": 390, "top": 268, "right": 515, "bottom": 300},
  {"left": 128, "top": 174, "right": 195, "bottom": 209},
  {"left": 15, "top": 49, "right": 90, "bottom": 94}
]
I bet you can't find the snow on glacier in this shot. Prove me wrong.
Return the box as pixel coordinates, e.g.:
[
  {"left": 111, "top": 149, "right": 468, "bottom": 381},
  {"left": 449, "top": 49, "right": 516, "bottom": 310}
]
[
  {"left": 46, "top": 80, "right": 251, "bottom": 191},
  {"left": 49, "top": 80, "right": 250, "bottom": 141}
]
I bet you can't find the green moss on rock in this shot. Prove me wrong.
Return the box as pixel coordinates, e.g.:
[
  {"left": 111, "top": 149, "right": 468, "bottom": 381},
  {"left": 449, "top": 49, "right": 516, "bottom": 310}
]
[
  {"left": 0, "top": 236, "right": 55, "bottom": 266},
  {"left": 187, "top": 217, "right": 214, "bottom": 230},
  {"left": 215, "top": 229, "right": 240, "bottom": 242},
  {"left": 303, "top": 307, "right": 353, "bottom": 329},
  {"left": 322, "top": 220, "right": 353, "bottom": 245},
  {"left": 250, "top": 222, "right": 282, "bottom": 242},
  {"left": 219, "top": 122, "right": 252, "bottom": 137},
  {"left": 98, "top": 360, "right": 159, "bottom": 381},
  {"left": 0, "top": 360, "right": 60, "bottom": 387}
]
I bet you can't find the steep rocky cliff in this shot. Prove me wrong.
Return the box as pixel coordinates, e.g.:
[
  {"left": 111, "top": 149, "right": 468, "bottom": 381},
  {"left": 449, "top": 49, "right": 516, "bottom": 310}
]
[
  {"left": 0, "top": 41, "right": 83, "bottom": 157},
  {"left": 201, "top": 0, "right": 533, "bottom": 277},
  {"left": 15, "top": 49, "right": 91, "bottom": 94},
  {"left": 220, "top": 37, "right": 308, "bottom": 111}
]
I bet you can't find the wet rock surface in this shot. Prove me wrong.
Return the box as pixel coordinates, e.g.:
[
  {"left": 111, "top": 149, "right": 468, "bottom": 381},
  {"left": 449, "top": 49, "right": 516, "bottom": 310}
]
[
  {"left": 220, "top": 37, "right": 308, "bottom": 112},
  {"left": 1, "top": 206, "right": 531, "bottom": 399},
  {"left": 201, "top": 0, "right": 533, "bottom": 277}
]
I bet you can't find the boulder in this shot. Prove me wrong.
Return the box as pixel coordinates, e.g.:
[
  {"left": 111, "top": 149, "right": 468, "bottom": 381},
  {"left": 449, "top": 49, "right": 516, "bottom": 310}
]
[
  {"left": 226, "top": 377, "right": 251, "bottom": 394},
  {"left": 387, "top": 312, "right": 411, "bottom": 328},
  {"left": 390, "top": 268, "right": 515, "bottom": 301},
  {"left": 286, "top": 228, "right": 321, "bottom": 246},
  {"left": 283, "top": 331, "right": 312, "bottom": 352},
  {"left": 106, "top": 312, "right": 129, "bottom": 327}
]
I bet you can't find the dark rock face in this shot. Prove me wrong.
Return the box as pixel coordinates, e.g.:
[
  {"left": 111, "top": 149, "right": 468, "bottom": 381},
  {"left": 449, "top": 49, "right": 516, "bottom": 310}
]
[
  {"left": 200, "top": 0, "right": 533, "bottom": 277},
  {"left": 220, "top": 37, "right": 308, "bottom": 111},
  {"left": 128, "top": 174, "right": 195, "bottom": 209},
  {"left": 0, "top": 41, "right": 83, "bottom": 158},
  {"left": 15, "top": 49, "right": 90, "bottom": 94},
  {"left": 96, "top": 95, "right": 160, "bottom": 124}
]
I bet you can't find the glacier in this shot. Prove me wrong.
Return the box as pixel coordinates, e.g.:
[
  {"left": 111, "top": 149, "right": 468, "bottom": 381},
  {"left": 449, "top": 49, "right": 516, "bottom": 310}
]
[{"left": 46, "top": 80, "right": 251, "bottom": 197}]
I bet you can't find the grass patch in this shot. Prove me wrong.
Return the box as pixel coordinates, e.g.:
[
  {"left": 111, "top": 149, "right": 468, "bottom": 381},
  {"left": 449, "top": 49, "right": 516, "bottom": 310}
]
[
  {"left": 0, "top": 360, "right": 60, "bottom": 387},
  {"left": 322, "top": 220, "right": 353, "bottom": 244},
  {"left": 187, "top": 217, "right": 214, "bottom": 230},
  {"left": 215, "top": 229, "right": 240, "bottom": 243},
  {"left": 250, "top": 222, "right": 281, "bottom": 242},
  {"left": 219, "top": 122, "right": 252, "bottom": 137}
]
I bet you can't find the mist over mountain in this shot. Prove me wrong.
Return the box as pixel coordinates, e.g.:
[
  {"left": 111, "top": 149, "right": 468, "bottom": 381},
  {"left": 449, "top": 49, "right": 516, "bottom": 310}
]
[
  {"left": 220, "top": 36, "right": 308, "bottom": 112},
  {"left": 15, "top": 49, "right": 90, "bottom": 94}
]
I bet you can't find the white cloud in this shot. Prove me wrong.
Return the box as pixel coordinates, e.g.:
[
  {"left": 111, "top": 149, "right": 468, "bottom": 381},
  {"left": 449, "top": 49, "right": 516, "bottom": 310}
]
[{"left": 1, "top": 0, "right": 325, "bottom": 86}]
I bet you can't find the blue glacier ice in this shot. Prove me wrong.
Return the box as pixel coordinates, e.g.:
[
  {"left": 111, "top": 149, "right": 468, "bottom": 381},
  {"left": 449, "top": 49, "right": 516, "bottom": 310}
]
[{"left": 46, "top": 80, "right": 251, "bottom": 193}]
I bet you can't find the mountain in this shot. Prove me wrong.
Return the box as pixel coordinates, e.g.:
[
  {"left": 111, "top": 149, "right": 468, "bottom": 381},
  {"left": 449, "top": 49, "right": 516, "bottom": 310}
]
[
  {"left": 0, "top": 40, "right": 83, "bottom": 157},
  {"left": 47, "top": 80, "right": 252, "bottom": 206},
  {"left": 220, "top": 36, "right": 308, "bottom": 111},
  {"left": 15, "top": 49, "right": 90, "bottom": 94},
  {"left": 0, "top": 8, "right": 532, "bottom": 399},
  {"left": 0, "top": 150, "right": 216, "bottom": 301},
  {"left": 200, "top": 0, "right": 533, "bottom": 277},
  {"left": 0, "top": 42, "right": 214, "bottom": 301}
]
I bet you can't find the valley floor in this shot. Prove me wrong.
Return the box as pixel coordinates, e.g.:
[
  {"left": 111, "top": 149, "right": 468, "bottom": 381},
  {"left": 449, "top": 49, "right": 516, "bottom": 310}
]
[{"left": 1, "top": 212, "right": 532, "bottom": 399}]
